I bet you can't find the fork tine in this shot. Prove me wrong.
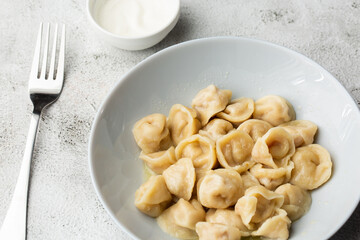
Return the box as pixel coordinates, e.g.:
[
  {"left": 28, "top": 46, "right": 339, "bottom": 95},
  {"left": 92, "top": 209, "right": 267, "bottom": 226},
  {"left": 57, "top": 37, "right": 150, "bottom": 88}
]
[
  {"left": 48, "top": 24, "right": 58, "bottom": 80},
  {"left": 39, "top": 23, "right": 50, "bottom": 80},
  {"left": 30, "top": 23, "right": 43, "bottom": 79},
  {"left": 55, "top": 24, "right": 65, "bottom": 81}
]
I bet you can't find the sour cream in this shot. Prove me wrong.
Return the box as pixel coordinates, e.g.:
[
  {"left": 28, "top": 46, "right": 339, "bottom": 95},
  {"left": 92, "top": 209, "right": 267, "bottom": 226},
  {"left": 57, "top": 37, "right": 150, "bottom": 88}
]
[{"left": 95, "top": 0, "right": 179, "bottom": 38}]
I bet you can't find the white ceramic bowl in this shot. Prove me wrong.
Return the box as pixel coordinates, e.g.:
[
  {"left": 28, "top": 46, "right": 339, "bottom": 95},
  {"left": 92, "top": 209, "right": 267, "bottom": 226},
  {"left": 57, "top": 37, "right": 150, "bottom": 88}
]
[
  {"left": 86, "top": 0, "right": 180, "bottom": 50},
  {"left": 89, "top": 37, "right": 360, "bottom": 240}
]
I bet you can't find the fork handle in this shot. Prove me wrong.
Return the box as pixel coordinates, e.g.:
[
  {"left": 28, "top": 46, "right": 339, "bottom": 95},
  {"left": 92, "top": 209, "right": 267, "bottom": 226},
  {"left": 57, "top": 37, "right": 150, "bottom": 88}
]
[{"left": 0, "top": 113, "right": 40, "bottom": 240}]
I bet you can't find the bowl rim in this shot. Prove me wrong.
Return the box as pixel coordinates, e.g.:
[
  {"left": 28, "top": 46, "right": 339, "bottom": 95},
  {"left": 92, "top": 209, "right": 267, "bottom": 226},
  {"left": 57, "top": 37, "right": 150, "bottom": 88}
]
[
  {"left": 88, "top": 36, "right": 360, "bottom": 240},
  {"left": 86, "top": 0, "right": 181, "bottom": 40}
]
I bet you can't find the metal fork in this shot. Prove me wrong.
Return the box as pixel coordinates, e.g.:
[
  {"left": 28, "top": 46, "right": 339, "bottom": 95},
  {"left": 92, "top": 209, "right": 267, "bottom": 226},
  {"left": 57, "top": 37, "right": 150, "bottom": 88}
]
[{"left": 0, "top": 23, "right": 65, "bottom": 240}]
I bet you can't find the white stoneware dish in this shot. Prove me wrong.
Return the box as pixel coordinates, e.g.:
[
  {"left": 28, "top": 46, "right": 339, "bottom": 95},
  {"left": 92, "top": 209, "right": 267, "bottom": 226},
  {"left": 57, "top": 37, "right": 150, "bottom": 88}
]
[
  {"left": 89, "top": 37, "right": 360, "bottom": 240},
  {"left": 86, "top": 0, "right": 180, "bottom": 50}
]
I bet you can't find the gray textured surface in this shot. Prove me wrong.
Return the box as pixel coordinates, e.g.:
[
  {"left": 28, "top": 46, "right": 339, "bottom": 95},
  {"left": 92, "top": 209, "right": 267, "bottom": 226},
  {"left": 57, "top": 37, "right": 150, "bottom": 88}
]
[{"left": 0, "top": 0, "right": 359, "bottom": 239}]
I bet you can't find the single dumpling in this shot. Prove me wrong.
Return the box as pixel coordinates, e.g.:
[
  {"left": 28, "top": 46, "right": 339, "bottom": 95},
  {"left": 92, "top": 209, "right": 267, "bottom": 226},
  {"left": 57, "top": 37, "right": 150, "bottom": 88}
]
[
  {"left": 235, "top": 185, "right": 284, "bottom": 230},
  {"left": 175, "top": 134, "right": 217, "bottom": 172},
  {"left": 157, "top": 199, "right": 205, "bottom": 239},
  {"left": 250, "top": 161, "right": 294, "bottom": 190},
  {"left": 252, "top": 127, "right": 295, "bottom": 169},
  {"left": 241, "top": 171, "right": 261, "bottom": 190},
  {"left": 252, "top": 208, "right": 291, "bottom": 240},
  {"left": 275, "top": 183, "right": 312, "bottom": 221},
  {"left": 134, "top": 175, "right": 172, "bottom": 217},
  {"left": 191, "top": 84, "right": 232, "bottom": 126},
  {"left": 279, "top": 120, "right": 318, "bottom": 147},
  {"left": 139, "top": 146, "right": 176, "bottom": 174},
  {"left": 290, "top": 144, "right": 332, "bottom": 190},
  {"left": 133, "top": 113, "right": 172, "bottom": 153},
  {"left": 195, "top": 222, "right": 242, "bottom": 240},
  {"left": 168, "top": 104, "right": 202, "bottom": 146},
  {"left": 216, "top": 97, "right": 255, "bottom": 126},
  {"left": 199, "top": 118, "right": 234, "bottom": 141},
  {"left": 163, "top": 158, "right": 196, "bottom": 201},
  {"left": 237, "top": 119, "right": 273, "bottom": 142},
  {"left": 253, "top": 95, "right": 295, "bottom": 126},
  {"left": 206, "top": 208, "right": 250, "bottom": 234},
  {"left": 216, "top": 129, "right": 255, "bottom": 173},
  {"left": 197, "top": 169, "right": 244, "bottom": 209}
]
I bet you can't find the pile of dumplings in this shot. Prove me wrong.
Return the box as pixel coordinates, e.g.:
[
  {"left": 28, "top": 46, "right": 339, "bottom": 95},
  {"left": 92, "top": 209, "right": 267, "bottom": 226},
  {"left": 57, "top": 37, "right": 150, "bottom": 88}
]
[{"left": 132, "top": 84, "right": 332, "bottom": 240}]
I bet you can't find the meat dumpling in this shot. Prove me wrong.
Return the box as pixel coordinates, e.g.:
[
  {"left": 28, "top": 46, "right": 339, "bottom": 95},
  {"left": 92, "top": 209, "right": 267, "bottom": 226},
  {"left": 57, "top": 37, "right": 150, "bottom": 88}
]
[
  {"left": 290, "top": 144, "right": 332, "bottom": 190},
  {"left": 199, "top": 118, "right": 234, "bottom": 141},
  {"left": 249, "top": 161, "right": 294, "bottom": 190},
  {"left": 163, "top": 158, "right": 196, "bottom": 201},
  {"left": 216, "top": 129, "right": 255, "bottom": 173},
  {"left": 197, "top": 169, "right": 244, "bottom": 209},
  {"left": 139, "top": 146, "right": 176, "bottom": 174},
  {"left": 252, "top": 208, "right": 291, "bottom": 240},
  {"left": 252, "top": 127, "right": 295, "bottom": 169},
  {"left": 253, "top": 95, "right": 295, "bottom": 126},
  {"left": 216, "top": 97, "right": 255, "bottom": 126},
  {"left": 237, "top": 119, "right": 273, "bottom": 142},
  {"left": 191, "top": 85, "right": 232, "bottom": 126},
  {"left": 279, "top": 120, "right": 318, "bottom": 147},
  {"left": 168, "top": 104, "right": 201, "bottom": 146},
  {"left": 133, "top": 113, "right": 172, "bottom": 153},
  {"left": 275, "top": 183, "right": 311, "bottom": 221},
  {"left": 206, "top": 208, "right": 250, "bottom": 234},
  {"left": 157, "top": 199, "right": 205, "bottom": 239},
  {"left": 134, "top": 175, "right": 172, "bottom": 217},
  {"left": 195, "top": 222, "right": 242, "bottom": 240},
  {"left": 175, "top": 134, "right": 217, "bottom": 172},
  {"left": 235, "top": 185, "right": 284, "bottom": 230}
]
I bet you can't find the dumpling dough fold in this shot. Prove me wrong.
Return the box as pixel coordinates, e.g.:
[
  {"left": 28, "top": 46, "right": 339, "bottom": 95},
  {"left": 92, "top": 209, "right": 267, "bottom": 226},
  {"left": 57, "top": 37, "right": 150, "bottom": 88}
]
[
  {"left": 168, "top": 104, "right": 201, "bottom": 146},
  {"left": 139, "top": 146, "right": 176, "bottom": 174},
  {"left": 235, "top": 185, "right": 284, "bottom": 230},
  {"left": 133, "top": 113, "right": 172, "bottom": 153},
  {"left": 250, "top": 161, "right": 294, "bottom": 190},
  {"left": 216, "top": 97, "right": 255, "bottom": 126},
  {"left": 206, "top": 208, "right": 250, "bottom": 234},
  {"left": 252, "top": 208, "right": 291, "bottom": 240},
  {"left": 238, "top": 119, "right": 273, "bottom": 142},
  {"left": 175, "top": 134, "right": 217, "bottom": 172},
  {"left": 199, "top": 118, "right": 234, "bottom": 141},
  {"left": 252, "top": 127, "right": 295, "bottom": 169},
  {"left": 191, "top": 84, "right": 232, "bottom": 126},
  {"left": 216, "top": 129, "right": 255, "bottom": 173}
]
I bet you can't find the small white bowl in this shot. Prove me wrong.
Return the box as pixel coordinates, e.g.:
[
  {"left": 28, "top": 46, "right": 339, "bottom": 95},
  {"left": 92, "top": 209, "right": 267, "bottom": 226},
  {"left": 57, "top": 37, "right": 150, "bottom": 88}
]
[{"left": 86, "top": 0, "right": 180, "bottom": 51}]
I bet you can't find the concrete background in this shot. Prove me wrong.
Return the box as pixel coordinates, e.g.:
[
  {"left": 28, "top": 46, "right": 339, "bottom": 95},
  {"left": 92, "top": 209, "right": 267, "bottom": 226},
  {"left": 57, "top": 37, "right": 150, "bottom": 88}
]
[{"left": 0, "top": 0, "right": 359, "bottom": 239}]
